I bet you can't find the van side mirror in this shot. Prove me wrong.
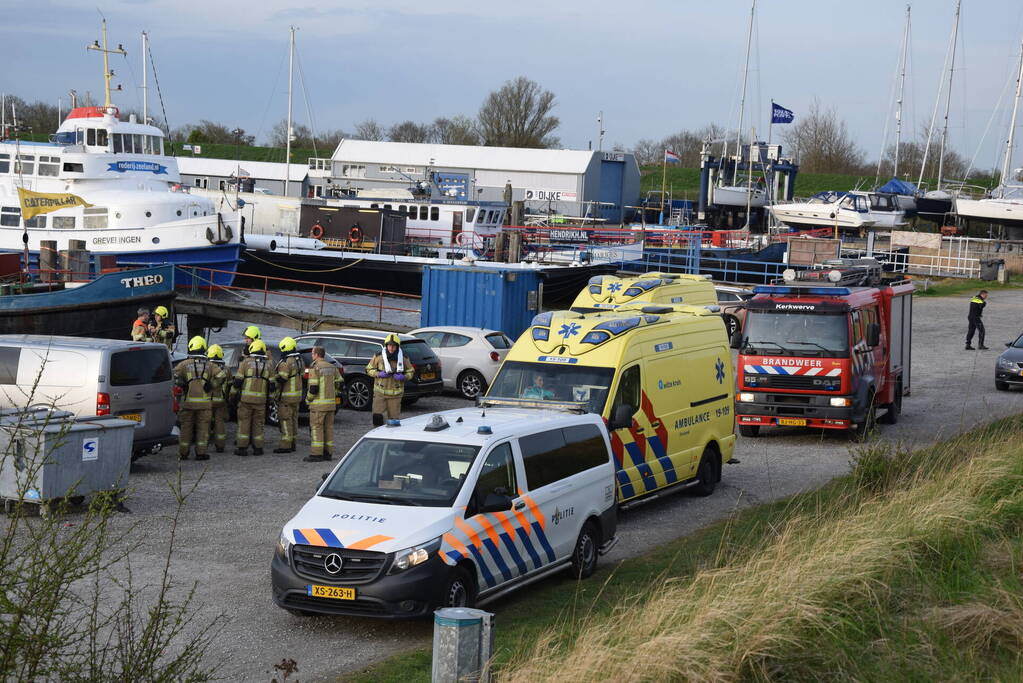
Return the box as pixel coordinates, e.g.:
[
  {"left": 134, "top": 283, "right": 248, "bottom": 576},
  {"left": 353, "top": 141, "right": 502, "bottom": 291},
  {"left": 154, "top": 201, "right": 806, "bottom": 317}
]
[
  {"left": 609, "top": 404, "right": 634, "bottom": 431},
  {"left": 866, "top": 322, "right": 880, "bottom": 348},
  {"left": 480, "top": 491, "right": 513, "bottom": 514}
]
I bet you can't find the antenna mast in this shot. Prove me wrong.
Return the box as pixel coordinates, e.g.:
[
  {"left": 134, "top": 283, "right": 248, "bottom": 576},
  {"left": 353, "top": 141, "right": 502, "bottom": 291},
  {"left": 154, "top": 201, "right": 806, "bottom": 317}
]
[{"left": 87, "top": 19, "right": 126, "bottom": 110}]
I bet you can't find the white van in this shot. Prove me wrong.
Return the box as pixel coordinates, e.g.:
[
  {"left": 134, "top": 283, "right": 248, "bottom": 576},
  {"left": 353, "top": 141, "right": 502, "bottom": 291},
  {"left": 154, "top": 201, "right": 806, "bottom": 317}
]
[
  {"left": 271, "top": 406, "right": 618, "bottom": 618},
  {"left": 0, "top": 336, "right": 177, "bottom": 459}
]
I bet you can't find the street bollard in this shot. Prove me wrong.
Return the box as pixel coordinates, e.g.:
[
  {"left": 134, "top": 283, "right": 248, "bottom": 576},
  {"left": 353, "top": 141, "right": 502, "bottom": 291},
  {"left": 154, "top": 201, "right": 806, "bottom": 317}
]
[{"left": 431, "top": 607, "right": 494, "bottom": 683}]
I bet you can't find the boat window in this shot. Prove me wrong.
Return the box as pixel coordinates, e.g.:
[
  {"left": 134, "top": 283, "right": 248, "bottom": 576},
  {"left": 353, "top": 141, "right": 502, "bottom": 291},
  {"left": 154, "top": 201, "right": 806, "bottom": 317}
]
[
  {"left": 419, "top": 206, "right": 428, "bottom": 220},
  {"left": 24, "top": 214, "right": 46, "bottom": 228},
  {"left": 1, "top": 207, "right": 20, "bottom": 227},
  {"left": 0, "top": 154, "right": 8, "bottom": 173},
  {"left": 430, "top": 207, "right": 439, "bottom": 221},
  {"left": 84, "top": 207, "right": 108, "bottom": 230},
  {"left": 52, "top": 216, "right": 75, "bottom": 229},
  {"left": 370, "top": 203, "right": 379, "bottom": 209},
  {"left": 52, "top": 131, "right": 76, "bottom": 145},
  {"left": 132, "top": 134, "right": 143, "bottom": 154},
  {"left": 38, "top": 156, "right": 60, "bottom": 177},
  {"left": 384, "top": 203, "right": 392, "bottom": 210},
  {"left": 87, "top": 129, "right": 96, "bottom": 146},
  {"left": 487, "top": 210, "right": 496, "bottom": 224},
  {"left": 14, "top": 155, "right": 34, "bottom": 175},
  {"left": 465, "top": 207, "right": 476, "bottom": 222},
  {"left": 63, "top": 162, "right": 84, "bottom": 173},
  {"left": 97, "top": 129, "right": 108, "bottom": 147},
  {"left": 113, "top": 133, "right": 124, "bottom": 153},
  {"left": 156, "top": 137, "right": 164, "bottom": 155}
]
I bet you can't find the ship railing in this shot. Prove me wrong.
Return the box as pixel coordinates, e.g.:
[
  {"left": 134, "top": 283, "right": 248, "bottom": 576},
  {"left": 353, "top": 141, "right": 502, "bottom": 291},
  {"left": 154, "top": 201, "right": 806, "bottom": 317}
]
[{"left": 177, "top": 266, "right": 421, "bottom": 323}]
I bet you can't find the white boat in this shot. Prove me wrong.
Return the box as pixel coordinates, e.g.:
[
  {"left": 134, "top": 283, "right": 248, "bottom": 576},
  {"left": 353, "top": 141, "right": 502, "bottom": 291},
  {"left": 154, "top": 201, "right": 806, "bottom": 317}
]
[
  {"left": 712, "top": 183, "right": 770, "bottom": 208},
  {"left": 0, "top": 24, "right": 241, "bottom": 286},
  {"left": 769, "top": 191, "right": 908, "bottom": 231}
]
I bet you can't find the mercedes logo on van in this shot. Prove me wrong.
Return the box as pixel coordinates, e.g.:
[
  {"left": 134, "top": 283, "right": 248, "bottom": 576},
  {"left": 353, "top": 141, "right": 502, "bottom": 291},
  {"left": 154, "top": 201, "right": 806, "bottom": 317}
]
[{"left": 324, "top": 553, "right": 344, "bottom": 575}]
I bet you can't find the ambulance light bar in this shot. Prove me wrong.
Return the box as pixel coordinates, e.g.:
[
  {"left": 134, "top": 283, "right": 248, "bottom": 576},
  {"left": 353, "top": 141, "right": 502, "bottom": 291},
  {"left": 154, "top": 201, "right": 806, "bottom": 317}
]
[{"left": 753, "top": 286, "right": 852, "bottom": 296}]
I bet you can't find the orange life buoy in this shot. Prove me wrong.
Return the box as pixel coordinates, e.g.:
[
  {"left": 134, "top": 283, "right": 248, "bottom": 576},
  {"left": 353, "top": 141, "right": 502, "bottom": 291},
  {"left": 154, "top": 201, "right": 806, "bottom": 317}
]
[
  {"left": 349, "top": 226, "right": 363, "bottom": 243},
  {"left": 309, "top": 223, "right": 325, "bottom": 239},
  {"left": 455, "top": 231, "right": 471, "bottom": 246}
]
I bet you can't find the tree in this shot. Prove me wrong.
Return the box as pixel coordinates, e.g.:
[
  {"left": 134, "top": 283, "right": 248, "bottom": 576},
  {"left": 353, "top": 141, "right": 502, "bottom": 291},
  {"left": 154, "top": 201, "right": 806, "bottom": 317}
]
[
  {"left": 782, "top": 98, "right": 864, "bottom": 174},
  {"left": 388, "top": 120, "right": 433, "bottom": 143},
  {"left": 476, "top": 76, "right": 560, "bottom": 148},
  {"left": 353, "top": 119, "right": 385, "bottom": 141},
  {"left": 875, "top": 133, "right": 968, "bottom": 184},
  {"left": 432, "top": 116, "right": 481, "bottom": 145},
  {"left": 632, "top": 138, "right": 661, "bottom": 166}
]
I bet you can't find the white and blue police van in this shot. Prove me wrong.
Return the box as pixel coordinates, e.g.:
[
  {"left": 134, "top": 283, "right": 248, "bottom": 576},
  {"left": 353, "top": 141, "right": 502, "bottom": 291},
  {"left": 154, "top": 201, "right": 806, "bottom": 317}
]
[{"left": 271, "top": 402, "right": 618, "bottom": 618}]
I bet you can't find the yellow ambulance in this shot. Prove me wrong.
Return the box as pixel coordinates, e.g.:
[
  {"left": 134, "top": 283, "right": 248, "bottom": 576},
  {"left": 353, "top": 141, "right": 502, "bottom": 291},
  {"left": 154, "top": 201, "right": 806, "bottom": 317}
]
[
  {"left": 485, "top": 305, "right": 736, "bottom": 504},
  {"left": 570, "top": 272, "right": 718, "bottom": 313}
]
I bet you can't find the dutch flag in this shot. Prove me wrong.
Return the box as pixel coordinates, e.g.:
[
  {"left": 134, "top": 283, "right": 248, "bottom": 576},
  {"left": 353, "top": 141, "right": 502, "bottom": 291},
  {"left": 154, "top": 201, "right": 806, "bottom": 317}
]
[{"left": 664, "top": 149, "right": 681, "bottom": 164}]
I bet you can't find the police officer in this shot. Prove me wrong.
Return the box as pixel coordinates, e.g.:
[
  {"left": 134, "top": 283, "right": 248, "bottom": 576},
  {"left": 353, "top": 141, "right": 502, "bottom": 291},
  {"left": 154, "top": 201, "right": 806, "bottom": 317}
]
[
  {"left": 206, "top": 344, "right": 232, "bottom": 453},
  {"left": 965, "top": 290, "right": 989, "bottom": 350},
  {"left": 173, "top": 336, "right": 221, "bottom": 460},
  {"left": 234, "top": 339, "right": 273, "bottom": 456},
  {"left": 304, "top": 345, "right": 341, "bottom": 462},
  {"left": 131, "top": 308, "right": 153, "bottom": 342},
  {"left": 366, "top": 333, "right": 413, "bottom": 427},
  {"left": 152, "top": 305, "right": 177, "bottom": 350},
  {"left": 273, "top": 337, "right": 305, "bottom": 454}
]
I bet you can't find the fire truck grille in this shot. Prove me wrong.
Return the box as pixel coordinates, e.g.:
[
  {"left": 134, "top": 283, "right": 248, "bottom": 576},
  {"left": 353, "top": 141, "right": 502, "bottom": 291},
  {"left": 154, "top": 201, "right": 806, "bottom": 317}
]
[{"left": 750, "top": 375, "right": 821, "bottom": 390}]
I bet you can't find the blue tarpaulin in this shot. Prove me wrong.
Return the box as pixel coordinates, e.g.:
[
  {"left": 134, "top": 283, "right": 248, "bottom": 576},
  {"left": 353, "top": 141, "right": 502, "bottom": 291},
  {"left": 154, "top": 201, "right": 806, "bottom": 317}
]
[{"left": 877, "top": 177, "right": 919, "bottom": 195}]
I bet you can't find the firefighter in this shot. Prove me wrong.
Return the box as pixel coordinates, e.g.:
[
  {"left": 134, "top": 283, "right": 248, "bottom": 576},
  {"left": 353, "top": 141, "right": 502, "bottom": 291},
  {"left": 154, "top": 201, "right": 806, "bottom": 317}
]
[
  {"left": 366, "top": 333, "right": 413, "bottom": 427},
  {"left": 241, "top": 325, "right": 261, "bottom": 358},
  {"left": 131, "top": 308, "right": 153, "bottom": 342},
  {"left": 152, "top": 305, "right": 177, "bottom": 350},
  {"left": 304, "top": 345, "right": 342, "bottom": 462},
  {"left": 965, "top": 290, "right": 989, "bottom": 350},
  {"left": 173, "top": 336, "right": 221, "bottom": 461},
  {"left": 206, "top": 344, "right": 232, "bottom": 453},
  {"left": 234, "top": 339, "right": 273, "bottom": 456},
  {"left": 273, "top": 337, "right": 305, "bottom": 454}
]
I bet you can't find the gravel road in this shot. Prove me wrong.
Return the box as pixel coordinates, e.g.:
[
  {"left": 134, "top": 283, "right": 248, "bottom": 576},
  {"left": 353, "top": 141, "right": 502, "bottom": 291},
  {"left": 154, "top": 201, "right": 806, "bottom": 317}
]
[{"left": 83, "top": 292, "right": 1023, "bottom": 681}]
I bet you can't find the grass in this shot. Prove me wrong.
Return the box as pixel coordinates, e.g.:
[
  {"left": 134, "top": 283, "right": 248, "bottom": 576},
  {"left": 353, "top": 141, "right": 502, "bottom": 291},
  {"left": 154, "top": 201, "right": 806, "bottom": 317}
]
[
  {"left": 911, "top": 275, "right": 1023, "bottom": 297},
  {"left": 345, "top": 415, "right": 1023, "bottom": 682}
]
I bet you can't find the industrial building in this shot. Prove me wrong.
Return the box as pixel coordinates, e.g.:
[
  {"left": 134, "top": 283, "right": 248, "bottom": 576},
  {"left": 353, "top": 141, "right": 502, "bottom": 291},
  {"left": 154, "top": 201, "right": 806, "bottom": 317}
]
[
  {"left": 307, "top": 140, "right": 641, "bottom": 223},
  {"left": 176, "top": 157, "right": 310, "bottom": 198}
]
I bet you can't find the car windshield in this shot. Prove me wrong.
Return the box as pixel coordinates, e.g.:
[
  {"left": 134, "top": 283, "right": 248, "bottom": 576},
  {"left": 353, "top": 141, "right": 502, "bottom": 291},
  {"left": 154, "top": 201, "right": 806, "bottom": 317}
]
[
  {"left": 741, "top": 311, "right": 849, "bottom": 357},
  {"left": 487, "top": 360, "right": 615, "bottom": 414},
  {"left": 320, "top": 438, "right": 479, "bottom": 507},
  {"left": 1012, "top": 334, "right": 1023, "bottom": 349}
]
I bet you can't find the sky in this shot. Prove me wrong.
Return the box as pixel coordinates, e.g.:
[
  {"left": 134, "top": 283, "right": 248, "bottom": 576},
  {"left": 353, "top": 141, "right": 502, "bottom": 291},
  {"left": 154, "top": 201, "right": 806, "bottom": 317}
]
[{"left": 3, "top": 0, "right": 1023, "bottom": 171}]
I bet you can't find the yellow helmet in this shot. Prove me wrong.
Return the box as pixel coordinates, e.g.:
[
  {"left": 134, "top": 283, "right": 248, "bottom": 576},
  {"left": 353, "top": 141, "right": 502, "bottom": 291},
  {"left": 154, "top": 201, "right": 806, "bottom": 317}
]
[
  {"left": 188, "top": 336, "right": 207, "bottom": 352},
  {"left": 248, "top": 339, "right": 268, "bottom": 355},
  {"left": 207, "top": 344, "right": 224, "bottom": 360},
  {"left": 154, "top": 305, "right": 169, "bottom": 318},
  {"left": 243, "top": 325, "right": 261, "bottom": 340},
  {"left": 384, "top": 333, "right": 401, "bottom": 346},
  {"left": 279, "top": 337, "right": 298, "bottom": 353}
]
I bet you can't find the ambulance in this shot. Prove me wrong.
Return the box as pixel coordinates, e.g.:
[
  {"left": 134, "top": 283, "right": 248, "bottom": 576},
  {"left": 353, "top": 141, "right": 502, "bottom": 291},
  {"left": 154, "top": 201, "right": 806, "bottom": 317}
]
[
  {"left": 487, "top": 305, "right": 736, "bottom": 504},
  {"left": 570, "top": 272, "right": 717, "bottom": 313},
  {"left": 271, "top": 406, "right": 618, "bottom": 617}
]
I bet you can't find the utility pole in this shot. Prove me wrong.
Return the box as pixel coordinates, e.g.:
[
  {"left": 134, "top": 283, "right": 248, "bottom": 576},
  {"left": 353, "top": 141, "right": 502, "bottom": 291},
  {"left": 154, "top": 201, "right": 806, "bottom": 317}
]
[
  {"left": 284, "top": 26, "right": 296, "bottom": 198},
  {"left": 597, "top": 111, "right": 605, "bottom": 152}
]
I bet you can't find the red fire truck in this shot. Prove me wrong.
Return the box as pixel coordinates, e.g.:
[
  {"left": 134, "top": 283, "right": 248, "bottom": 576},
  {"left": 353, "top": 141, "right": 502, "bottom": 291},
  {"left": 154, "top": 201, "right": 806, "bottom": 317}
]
[{"left": 734, "top": 263, "right": 914, "bottom": 438}]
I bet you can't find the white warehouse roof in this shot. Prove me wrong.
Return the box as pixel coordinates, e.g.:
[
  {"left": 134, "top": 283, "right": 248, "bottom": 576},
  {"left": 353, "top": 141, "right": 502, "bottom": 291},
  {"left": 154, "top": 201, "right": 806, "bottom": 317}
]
[
  {"left": 175, "top": 157, "right": 308, "bottom": 181},
  {"left": 330, "top": 139, "right": 599, "bottom": 175}
]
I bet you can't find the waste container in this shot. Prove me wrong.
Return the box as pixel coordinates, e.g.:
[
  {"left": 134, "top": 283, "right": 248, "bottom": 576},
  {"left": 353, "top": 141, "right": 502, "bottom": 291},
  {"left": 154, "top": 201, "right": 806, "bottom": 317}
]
[
  {"left": 979, "top": 258, "right": 1004, "bottom": 281},
  {"left": 0, "top": 409, "right": 137, "bottom": 509}
]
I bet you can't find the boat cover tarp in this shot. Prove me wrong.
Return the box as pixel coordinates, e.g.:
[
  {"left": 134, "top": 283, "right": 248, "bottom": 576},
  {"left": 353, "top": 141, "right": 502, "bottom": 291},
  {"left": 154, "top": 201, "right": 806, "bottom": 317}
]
[{"left": 877, "top": 177, "right": 919, "bottom": 195}]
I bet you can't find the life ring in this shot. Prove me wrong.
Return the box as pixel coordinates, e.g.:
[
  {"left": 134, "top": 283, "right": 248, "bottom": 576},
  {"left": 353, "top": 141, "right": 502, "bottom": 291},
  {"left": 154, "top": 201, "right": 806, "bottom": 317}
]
[
  {"left": 455, "top": 231, "right": 472, "bottom": 247},
  {"left": 309, "top": 223, "right": 325, "bottom": 239},
  {"left": 348, "top": 226, "right": 363, "bottom": 243}
]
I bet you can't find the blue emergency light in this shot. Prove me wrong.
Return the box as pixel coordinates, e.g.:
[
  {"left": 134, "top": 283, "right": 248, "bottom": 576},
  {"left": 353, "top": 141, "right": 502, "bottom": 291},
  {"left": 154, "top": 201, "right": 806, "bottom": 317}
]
[
  {"left": 753, "top": 286, "right": 851, "bottom": 296},
  {"left": 386, "top": 419, "right": 401, "bottom": 427}
]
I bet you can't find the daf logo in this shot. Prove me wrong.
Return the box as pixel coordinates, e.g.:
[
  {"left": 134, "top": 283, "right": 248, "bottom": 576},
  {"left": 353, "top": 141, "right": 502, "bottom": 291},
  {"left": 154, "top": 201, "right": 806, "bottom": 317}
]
[{"left": 324, "top": 553, "right": 344, "bottom": 575}]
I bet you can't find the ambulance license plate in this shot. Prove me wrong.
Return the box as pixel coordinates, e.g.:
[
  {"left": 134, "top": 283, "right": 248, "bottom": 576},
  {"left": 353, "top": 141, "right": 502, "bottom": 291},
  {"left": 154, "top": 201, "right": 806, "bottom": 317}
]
[
  {"left": 119, "top": 413, "right": 142, "bottom": 423},
  {"left": 307, "top": 585, "right": 356, "bottom": 600},
  {"left": 777, "top": 418, "right": 806, "bottom": 426},
  {"left": 421, "top": 372, "right": 436, "bottom": 380}
]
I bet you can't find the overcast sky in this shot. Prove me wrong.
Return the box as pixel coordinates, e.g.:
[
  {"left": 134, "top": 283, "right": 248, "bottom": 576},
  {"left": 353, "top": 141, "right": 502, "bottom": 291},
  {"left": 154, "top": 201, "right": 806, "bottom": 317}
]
[{"left": 3, "top": 0, "right": 1023, "bottom": 170}]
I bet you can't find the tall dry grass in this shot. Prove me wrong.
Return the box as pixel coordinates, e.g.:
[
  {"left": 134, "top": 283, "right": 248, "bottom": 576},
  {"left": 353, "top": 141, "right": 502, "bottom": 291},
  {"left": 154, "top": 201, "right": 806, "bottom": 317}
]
[{"left": 502, "top": 423, "right": 1023, "bottom": 682}]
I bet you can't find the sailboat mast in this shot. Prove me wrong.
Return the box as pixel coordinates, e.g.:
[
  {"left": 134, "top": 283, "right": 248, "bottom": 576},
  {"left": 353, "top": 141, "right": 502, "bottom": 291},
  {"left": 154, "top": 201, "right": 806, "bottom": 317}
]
[
  {"left": 285, "top": 26, "right": 296, "bottom": 198},
  {"left": 999, "top": 40, "right": 1023, "bottom": 196},
  {"left": 893, "top": 4, "right": 911, "bottom": 178},
  {"left": 935, "top": 1, "right": 960, "bottom": 190},
  {"left": 734, "top": 0, "right": 755, "bottom": 185},
  {"left": 141, "top": 31, "right": 148, "bottom": 123}
]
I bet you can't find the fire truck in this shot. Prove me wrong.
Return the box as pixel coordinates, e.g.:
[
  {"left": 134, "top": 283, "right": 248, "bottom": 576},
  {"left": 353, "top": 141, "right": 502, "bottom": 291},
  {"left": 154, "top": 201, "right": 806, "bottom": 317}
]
[{"left": 734, "top": 260, "right": 914, "bottom": 438}]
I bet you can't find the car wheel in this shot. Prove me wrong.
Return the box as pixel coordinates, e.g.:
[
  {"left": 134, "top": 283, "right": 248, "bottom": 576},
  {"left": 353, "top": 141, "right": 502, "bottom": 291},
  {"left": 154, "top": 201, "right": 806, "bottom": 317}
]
[
  {"left": 690, "top": 447, "right": 720, "bottom": 497},
  {"left": 345, "top": 377, "right": 372, "bottom": 411},
  {"left": 457, "top": 370, "right": 487, "bottom": 400},
  {"left": 738, "top": 425, "right": 760, "bottom": 437},
  {"left": 570, "top": 521, "right": 599, "bottom": 579},
  {"left": 723, "top": 314, "right": 740, "bottom": 340},
  {"left": 879, "top": 379, "right": 902, "bottom": 424},
  {"left": 440, "top": 566, "right": 476, "bottom": 608},
  {"left": 266, "top": 399, "right": 280, "bottom": 426},
  {"left": 995, "top": 380, "right": 1009, "bottom": 391}
]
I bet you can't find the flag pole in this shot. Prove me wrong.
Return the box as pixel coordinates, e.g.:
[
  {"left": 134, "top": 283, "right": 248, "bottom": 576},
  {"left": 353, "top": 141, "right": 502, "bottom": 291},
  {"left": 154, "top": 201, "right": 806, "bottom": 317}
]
[
  {"left": 660, "top": 151, "right": 668, "bottom": 224},
  {"left": 768, "top": 99, "right": 773, "bottom": 145}
]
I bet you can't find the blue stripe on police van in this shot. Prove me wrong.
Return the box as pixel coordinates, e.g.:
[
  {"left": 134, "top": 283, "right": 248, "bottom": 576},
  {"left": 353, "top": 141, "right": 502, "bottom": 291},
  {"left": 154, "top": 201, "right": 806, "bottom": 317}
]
[
  {"left": 481, "top": 538, "right": 514, "bottom": 582},
  {"left": 293, "top": 529, "right": 310, "bottom": 545},
  {"left": 515, "top": 527, "right": 544, "bottom": 570},
  {"left": 445, "top": 549, "right": 464, "bottom": 564},
  {"left": 498, "top": 532, "right": 528, "bottom": 575},
  {"left": 465, "top": 542, "right": 497, "bottom": 588},
  {"left": 616, "top": 470, "right": 636, "bottom": 500},
  {"left": 531, "top": 522, "right": 557, "bottom": 563},
  {"left": 316, "top": 528, "right": 344, "bottom": 548}
]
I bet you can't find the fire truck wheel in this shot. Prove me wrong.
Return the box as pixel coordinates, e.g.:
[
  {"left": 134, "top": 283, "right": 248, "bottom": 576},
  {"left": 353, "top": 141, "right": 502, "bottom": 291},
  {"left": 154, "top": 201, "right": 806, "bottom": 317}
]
[
  {"left": 738, "top": 425, "right": 760, "bottom": 438},
  {"left": 879, "top": 379, "right": 902, "bottom": 424},
  {"left": 853, "top": 391, "right": 878, "bottom": 441}
]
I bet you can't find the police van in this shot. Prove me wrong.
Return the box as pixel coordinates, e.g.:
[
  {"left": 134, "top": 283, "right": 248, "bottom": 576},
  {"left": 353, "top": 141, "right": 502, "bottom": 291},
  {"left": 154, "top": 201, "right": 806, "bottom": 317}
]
[
  {"left": 486, "top": 306, "right": 735, "bottom": 504},
  {"left": 271, "top": 406, "right": 617, "bottom": 618},
  {"left": 570, "top": 272, "right": 717, "bottom": 313}
]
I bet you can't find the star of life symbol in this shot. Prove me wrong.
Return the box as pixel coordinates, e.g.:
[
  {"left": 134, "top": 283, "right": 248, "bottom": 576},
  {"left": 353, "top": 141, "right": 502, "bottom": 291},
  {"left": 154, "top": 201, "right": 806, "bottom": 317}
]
[
  {"left": 558, "top": 322, "right": 581, "bottom": 340},
  {"left": 608, "top": 282, "right": 622, "bottom": 293},
  {"left": 715, "top": 358, "right": 725, "bottom": 384}
]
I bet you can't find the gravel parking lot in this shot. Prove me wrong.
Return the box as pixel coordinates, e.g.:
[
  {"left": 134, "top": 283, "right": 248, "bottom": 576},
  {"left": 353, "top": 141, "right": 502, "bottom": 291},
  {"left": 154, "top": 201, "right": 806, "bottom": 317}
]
[{"left": 97, "top": 292, "right": 1023, "bottom": 681}]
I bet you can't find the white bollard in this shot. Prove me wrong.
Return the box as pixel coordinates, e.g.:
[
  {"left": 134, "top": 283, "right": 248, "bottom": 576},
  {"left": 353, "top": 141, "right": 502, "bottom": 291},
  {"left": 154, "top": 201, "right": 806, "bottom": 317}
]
[{"left": 431, "top": 607, "right": 494, "bottom": 682}]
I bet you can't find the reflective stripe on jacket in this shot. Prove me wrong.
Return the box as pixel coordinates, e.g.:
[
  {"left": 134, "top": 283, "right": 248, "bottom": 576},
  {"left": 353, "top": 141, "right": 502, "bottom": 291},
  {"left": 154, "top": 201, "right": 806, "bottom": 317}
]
[
  {"left": 131, "top": 318, "right": 152, "bottom": 342},
  {"left": 366, "top": 353, "right": 413, "bottom": 397},
  {"left": 173, "top": 356, "right": 222, "bottom": 409},
  {"left": 237, "top": 355, "right": 272, "bottom": 404},
  {"left": 307, "top": 358, "right": 341, "bottom": 410},
  {"left": 276, "top": 354, "right": 305, "bottom": 403}
]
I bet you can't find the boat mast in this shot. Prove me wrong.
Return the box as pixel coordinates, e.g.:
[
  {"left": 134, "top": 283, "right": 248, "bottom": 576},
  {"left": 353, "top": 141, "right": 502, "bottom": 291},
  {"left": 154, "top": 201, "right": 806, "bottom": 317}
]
[
  {"left": 999, "top": 39, "right": 1023, "bottom": 197},
  {"left": 893, "top": 4, "right": 911, "bottom": 178},
  {"left": 919, "top": 1, "right": 959, "bottom": 188},
  {"left": 284, "top": 26, "right": 296, "bottom": 198},
  {"left": 935, "top": 1, "right": 960, "bottom": 190},
  {"left": 734, "top": 0, "right": 755, "bottom": 185},
  {"left": 87, "top": 19, "right": 126, "bottom": 110},
  {"left": 141, "top": 31, "right": 148, "bottom": 123}
]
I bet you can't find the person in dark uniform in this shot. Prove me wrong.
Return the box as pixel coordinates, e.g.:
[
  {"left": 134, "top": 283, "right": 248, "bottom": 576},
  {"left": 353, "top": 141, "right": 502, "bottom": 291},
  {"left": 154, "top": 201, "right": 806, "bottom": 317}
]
[{"left": 965, "top": 290, "right": 988, "bottom": 350}]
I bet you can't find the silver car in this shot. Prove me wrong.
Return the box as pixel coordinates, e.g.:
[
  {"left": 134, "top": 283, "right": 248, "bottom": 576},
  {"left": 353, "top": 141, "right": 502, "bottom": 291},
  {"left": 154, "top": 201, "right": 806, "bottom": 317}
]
[{"left": 409, "top": 327, "right": 513, "bottom": 399}]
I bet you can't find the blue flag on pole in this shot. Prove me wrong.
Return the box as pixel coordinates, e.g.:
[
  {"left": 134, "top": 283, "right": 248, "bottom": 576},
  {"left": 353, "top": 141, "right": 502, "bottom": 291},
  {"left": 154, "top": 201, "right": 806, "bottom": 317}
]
[{"left": 771, "top": 102, "right": 795, "bottom": 124}]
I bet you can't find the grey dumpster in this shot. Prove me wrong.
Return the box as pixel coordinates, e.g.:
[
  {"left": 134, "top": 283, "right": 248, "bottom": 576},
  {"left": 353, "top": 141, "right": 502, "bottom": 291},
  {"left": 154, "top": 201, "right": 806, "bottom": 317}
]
[
  {"left": 0, "top": 410, "right": 136, "bottom": 508},
  {"left": 979, "top": 258, "right": 1004, "bottom": 281}
]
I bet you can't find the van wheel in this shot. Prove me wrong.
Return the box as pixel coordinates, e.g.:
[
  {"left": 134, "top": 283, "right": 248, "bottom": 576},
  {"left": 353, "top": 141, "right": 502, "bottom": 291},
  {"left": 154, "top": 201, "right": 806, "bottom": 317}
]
[
  {"left": 440, "top": 566, "right": 476, "bottom": 608},
  {"left": 570, "top": 521, "right": 599, "bottom": 579},
  {"left": 879, "top": 379, "right": 902, "bottom": 424},
  {"left": 344, "top": 377, "right": 372, "bottom": 411},
  {"left": 739, "top": 425, "right": 760, "bottom": 437},
  {"left": 690, "top": 448, "right": 720, "bottom": 497},
  {"left": 458, "top": 370, "right": 487, "bottom": 400}
]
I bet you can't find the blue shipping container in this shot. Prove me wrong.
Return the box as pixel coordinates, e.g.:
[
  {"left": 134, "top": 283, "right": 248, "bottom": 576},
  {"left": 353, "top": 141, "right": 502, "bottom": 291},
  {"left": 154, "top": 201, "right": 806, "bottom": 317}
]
[{"left": 420, "top": 266, "right": 542, "bottom": 340}]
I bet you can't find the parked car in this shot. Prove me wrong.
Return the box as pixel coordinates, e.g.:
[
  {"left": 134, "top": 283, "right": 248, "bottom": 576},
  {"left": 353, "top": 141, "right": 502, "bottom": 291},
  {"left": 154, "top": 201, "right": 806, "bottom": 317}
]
[
  {"left": 715, "top": 285, "right": 754, "bottom": 340},
  {"left": 995, "top": 332, "right": 1023, "bottom": 391},
  {"left": 293, "top": 330, "right": 443, "bottom": 411},
  {"left": 409, "top": 327, "right": 513, "bottom": 399},
  {"left": 218, "top": 341, "right": 342, "bottom": 425}
]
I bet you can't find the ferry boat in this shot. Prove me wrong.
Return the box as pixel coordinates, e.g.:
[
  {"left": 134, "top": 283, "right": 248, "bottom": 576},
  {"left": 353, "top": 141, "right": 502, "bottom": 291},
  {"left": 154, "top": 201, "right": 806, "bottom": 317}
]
[{"left": 0, "top": 24, "right": 241, "bottom": 287}]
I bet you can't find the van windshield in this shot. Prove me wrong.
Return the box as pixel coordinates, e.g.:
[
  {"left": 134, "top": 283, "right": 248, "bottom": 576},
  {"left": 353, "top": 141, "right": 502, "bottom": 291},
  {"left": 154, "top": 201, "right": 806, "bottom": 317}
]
[
  {"left": 487, "top": 360, "right": 615, "bottom": 414},
  {"left": 321, "top": 438, "right": 479, "bottom": 507}
]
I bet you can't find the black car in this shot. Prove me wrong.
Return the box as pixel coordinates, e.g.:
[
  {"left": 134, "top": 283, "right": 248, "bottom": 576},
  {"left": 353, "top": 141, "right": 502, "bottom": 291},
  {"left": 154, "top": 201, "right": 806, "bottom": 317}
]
[
  {"left": 294, "top": 330, "right": 443, "bottom": 411},
  {"left": 995, "top": 333, "right": 1023, "bottom": 391},
  {"left": 219, "top": 341, "right": 342, "bottom": 425}
]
